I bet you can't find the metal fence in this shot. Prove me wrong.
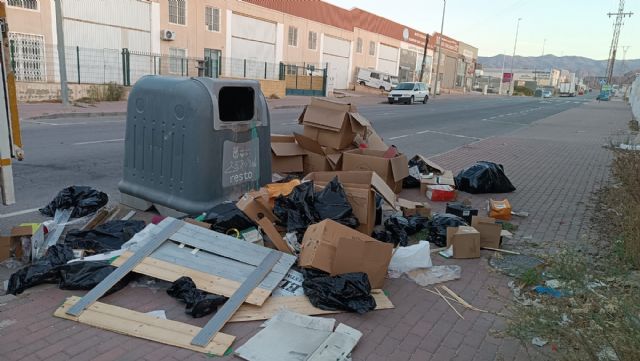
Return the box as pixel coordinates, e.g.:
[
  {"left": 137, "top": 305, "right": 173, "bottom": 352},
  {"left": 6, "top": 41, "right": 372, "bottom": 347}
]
[{"left": 8, "top": 43, "right": 282, "bottom": 86}]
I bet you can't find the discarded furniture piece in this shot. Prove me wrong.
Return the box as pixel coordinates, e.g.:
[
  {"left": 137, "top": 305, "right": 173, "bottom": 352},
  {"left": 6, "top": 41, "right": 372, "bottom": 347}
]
[
  {"left": 119, "top": 76, "right": 272, "bottom": 216},
  {"left": 54, "top": 217, "right": 296, "bottom": 355}
]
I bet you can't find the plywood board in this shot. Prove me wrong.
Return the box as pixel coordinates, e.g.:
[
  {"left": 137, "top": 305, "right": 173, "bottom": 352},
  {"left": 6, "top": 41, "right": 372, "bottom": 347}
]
[
  {"left": 55, "top": 296, "right": 234, "bottom": 355},
  {"left": 229, "top": 290, "right": 394, "bottom": 322},
  {"left": 112, "top": 252, "right": 272, "bottom": 306}
]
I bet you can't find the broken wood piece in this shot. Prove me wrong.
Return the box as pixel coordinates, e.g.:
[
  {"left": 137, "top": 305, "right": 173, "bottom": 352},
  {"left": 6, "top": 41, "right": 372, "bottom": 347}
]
[
  {"left": 230, "top": 290, "right": 394, "bottom": 322},
  {"left": 120, "top": 210, "right": 136, "bottom": 221},
  {"left": 481, "top": 247, "right": 520, "bottom": 255},
  {"left": 439, "top": 285, "right": 488, "bottom": 313},
  {"left": 55, "top": 296, "right": 234, "bottom": 355},
  {"left": 80, "top": 207, "right": 110, "bottom": 231},
  {"left": 257, "top": 217, "right": 293, "bottom": 254},
  {"left": 434, "top": 287, "right": 464, "bottom": 319}
]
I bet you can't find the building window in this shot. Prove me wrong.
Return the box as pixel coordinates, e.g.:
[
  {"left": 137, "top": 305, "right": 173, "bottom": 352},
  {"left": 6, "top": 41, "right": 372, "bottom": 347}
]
[
  {"left": 356, "top": 38, "right": 362, "bottom": 53},
  {"left": 169, "top": 47, "right": 187, "bottom": 74},
  {"left": 288, "top": 26, "right": 298, "bottom": 47},
  {"left": 8, "top": 32, "right": 45, "bottom": 82},
  {"left": 369, "top": 41, "right": 375, "bottom": 56},
  {"left": 7, "top": 0, "right": 38, "bottom": 10},
  {"left": 286, "top": 64, "right": 298, "bottom": 76},
  {"left": 205, "top": 6, "right": 220, "bottom": 32},
  {"left": 308, "top": 31, "right": 317, "bottom": 50},
  {"left": 169, "top": 0, "right": 186, "bottom": 25}
]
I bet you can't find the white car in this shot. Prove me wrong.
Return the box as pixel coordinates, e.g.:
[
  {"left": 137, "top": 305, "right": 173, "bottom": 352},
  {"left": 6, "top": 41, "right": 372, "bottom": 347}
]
[{"left": 388, "top": 82, "right": 429, "bottom": 104}]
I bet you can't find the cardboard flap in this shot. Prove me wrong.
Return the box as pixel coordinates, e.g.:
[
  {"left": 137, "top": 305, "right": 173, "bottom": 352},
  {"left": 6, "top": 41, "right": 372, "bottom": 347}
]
[
  {"left": 326, "top": 153, "right": 343, "bottom": 169},
  {"left": 348, "top": 112, "right": 371, "bottom": 135},
  {"left": 413, "top": 155, "right": 446, "bottom": 174},
  {"left": 303, "top": 106, "right": 347, "bottom": 132},
  {"left": 331, "top": 236, "right": 392, "bottom": 288},
  {"left": 389, "top": 154, "right": 409, "bottom": 181},
  {"left": 397, "top": 198, "right": 423, "bottom": 209},
  {"left": 11, "top": 226, "right": 34, "bottom": 237},
  {"left": 271, "top": 134, "right": 296, "bottom": 143},
  {"left": 362, "top": 130, "right": 389, "bottom": 151},
  {"left": 369, "top": 172, "right": 397, "bottom": 209},
  {"left": 296, "top": 106, "right": 307, "bottom": 124},
  {"left": 271, "top": 142, "right": 307, "bottom": 157},
  {"left": 294, "top": 133, "right": 325, "bottom": 155}
]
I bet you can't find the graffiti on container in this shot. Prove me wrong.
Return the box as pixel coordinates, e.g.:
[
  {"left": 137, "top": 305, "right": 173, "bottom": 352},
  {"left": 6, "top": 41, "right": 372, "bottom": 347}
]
[{"left": 222, "top": 138, "right": 259, "bottom": 187}]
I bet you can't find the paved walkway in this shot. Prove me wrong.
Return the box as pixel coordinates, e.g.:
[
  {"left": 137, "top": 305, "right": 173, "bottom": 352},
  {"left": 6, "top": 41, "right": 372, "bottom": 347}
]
[{"left": 0, "top": 100, "right": 630, "bottom": 360}]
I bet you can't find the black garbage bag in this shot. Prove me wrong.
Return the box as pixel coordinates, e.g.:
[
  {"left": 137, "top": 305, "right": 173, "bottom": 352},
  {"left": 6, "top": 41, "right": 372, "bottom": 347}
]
[
  {"left": 39, "top": 186, "right": 108, "bottom": 218},
  {"left": 202, "top": 202, "right": 256, "bottom": 235},
  {"left": 273, "top": 181, "right": 316, "bottom": 235},
  {"left": 454, "top": 161, "right": 516, "bottom": 194},
  {"left": 383, "top": 216, "right": 409, "bottom": 246},
  {"left": 403, "top": 155, "right": 445, "bottom": 188},
  {"left": 302, "top": 270, "right": 376, "bottom": 314},
  {"left": 314, "top": 177, "right": 359, "bottom": 229},
  {"left": 6, "top": 244, "right": 75, "bottom": 295},
  {"left": 58, "top": 261, "right": 130, "bottom": 294},
  {"left": 167, "top": 277, "right": 227, "bottom": 318},
  {"left": 64, "top": 220, "right": 145, "bottom": 253},
  {"left": 406, "top": 216, "right": 430, "bottom": 235},
  {"left": 427, "top": 213, "right": 468, "bottom": 247}
]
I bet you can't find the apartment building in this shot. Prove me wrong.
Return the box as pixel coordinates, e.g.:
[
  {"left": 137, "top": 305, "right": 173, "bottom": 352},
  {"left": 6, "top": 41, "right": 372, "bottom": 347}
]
[{"left": 2, "top": 0, "right": 477, "bottom": 94}]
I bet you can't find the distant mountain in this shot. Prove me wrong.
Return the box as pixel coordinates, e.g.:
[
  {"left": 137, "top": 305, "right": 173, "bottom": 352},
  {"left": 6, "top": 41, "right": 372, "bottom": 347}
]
[{"left": 477, "top": 54, "right": 640, "bottom": 77}]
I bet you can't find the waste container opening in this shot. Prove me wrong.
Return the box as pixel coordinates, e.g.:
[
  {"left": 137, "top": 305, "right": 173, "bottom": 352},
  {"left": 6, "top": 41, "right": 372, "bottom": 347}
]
[{"left": 219, "top": 86, "right": 255, "bottom": 122}]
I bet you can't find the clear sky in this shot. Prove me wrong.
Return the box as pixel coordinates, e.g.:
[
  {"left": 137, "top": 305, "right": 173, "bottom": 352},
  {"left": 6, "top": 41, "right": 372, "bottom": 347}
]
[{"left": 323, "top": 0, "right": 639, "bottom": 60}]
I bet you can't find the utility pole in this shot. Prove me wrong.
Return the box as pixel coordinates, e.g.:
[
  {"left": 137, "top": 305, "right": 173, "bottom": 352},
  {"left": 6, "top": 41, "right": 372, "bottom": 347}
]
[
  {"left": 508, "top": 18, "right": 522, "bottom": 96},
  {"left": 498, "top": 53, "right": 506, "bottom": 95},
  {"left": 433, "top": 0, "right": 446, "bottom": 98},
  {"left": 418, "top": 35, "right": 430, "bottom": 82},
  {"left": 54, "top": 0, "right": 69, "bottom": 106},
  {"left": 605, "top": 0, "right": 633, "bottom": 84}
]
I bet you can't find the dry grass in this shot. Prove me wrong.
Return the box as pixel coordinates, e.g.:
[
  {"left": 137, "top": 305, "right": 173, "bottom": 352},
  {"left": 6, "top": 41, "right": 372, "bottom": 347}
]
[{"left": 609, "top": 149, "right": 640, "bottom": 267}]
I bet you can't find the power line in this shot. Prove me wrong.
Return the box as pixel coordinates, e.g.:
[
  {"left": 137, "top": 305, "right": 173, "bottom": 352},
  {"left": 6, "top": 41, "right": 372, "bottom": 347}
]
[{"left": 605, "top": 0, "right": 633, "bottom": 84}]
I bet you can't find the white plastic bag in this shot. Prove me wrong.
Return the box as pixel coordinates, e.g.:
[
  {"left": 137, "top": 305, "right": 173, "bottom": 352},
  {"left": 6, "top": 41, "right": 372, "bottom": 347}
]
[{"left": 388, "top": 241, "right": 432, "bottom": 278}]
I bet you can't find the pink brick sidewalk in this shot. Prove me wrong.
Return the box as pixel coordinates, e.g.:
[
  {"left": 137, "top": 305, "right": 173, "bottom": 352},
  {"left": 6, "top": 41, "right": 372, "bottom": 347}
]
[{"left": 0, "top": 100, "right": 630, "bottom": 361}]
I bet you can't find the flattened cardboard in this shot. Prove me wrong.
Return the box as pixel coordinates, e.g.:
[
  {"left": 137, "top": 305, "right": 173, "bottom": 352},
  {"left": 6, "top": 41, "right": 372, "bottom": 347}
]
[
  {"left": 397, "top": 198, "right": 432, "bottom": 217},
  {"left": 237, "top": 189, "right": 277, "bottom": 223},
  {"left": 299, "top": 220, "right": 392, "bottom": 288},
  {"left": 411, "top": 155, "right": 446, "bottom": 174},
  {"left": 471, "top": 216, "right": 502, "bottom": 248},
  {"left": 298, "top": 98, "right": 369, "bottom": 149},
  {"left": 446, "top": 226, "right": 481, "bottom": 259},
  {"left": 303, "top": 171, "right": 397, "bottom": 236},
  {"left": 271, "top": 135, "right": 307, "bottom": 173},
  {"left": 341, "top": 149, "right": 409, "bottom": 193}
]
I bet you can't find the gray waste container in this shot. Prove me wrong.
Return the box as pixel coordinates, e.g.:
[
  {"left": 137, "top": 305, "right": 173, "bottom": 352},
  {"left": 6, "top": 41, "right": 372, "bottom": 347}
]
[{"left": 118, "top": 76, "right": 271, "bottom": 215}]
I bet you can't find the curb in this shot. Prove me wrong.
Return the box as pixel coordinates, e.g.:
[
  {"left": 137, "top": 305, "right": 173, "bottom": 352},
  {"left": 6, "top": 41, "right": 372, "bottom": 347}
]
[
  {"left": 271, "top": 104, "right": 305, "bottom": 110},
  {"left": 24, "top": 111, "right": 127, "bottom": 120}
]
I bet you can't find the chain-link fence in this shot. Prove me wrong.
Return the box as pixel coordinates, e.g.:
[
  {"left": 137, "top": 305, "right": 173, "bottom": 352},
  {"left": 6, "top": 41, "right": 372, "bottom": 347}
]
[{"left": 8, "top": 42, "right": 282, "bottom": 86}]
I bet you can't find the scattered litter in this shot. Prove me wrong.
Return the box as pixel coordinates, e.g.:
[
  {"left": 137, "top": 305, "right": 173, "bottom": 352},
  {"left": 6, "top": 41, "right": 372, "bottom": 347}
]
[
  {"left": 144, "top": 310, "right": 167, "bottom": 320},
  {"left": 265, "top": 179, "right": 302, "bottom": 198},
  {"left": 454, "top": 161, "right": 516, "bottom": 194},
  {"left": 618, "top": 143, "right": 640, "bottom": 151},
  {"left": 166, "top": 276, "right": 227, "bottom": 318},
  {"left": 202, "top": 202, "right": 256, "bottom": 235},
  {"left": 273, "top": 269, "right": 305, "bottom": 297},
  {"left": 426, "top": 213, "right": 468, "bottom": 247},
  {"left": 44, "top": 208, "right": 73, "bottom": 249},
  {"left": 558, "top": 313, "right": 571, "bottom": 326},
  {"left": 0, "top": 319, "right": 16, "bottom": 330},
  {"left": 434, "top": 286, "right": 464, "bottom": 319},
  {"left": 388, "top": 241, "right": 432, "bottom": 277},
  {"left": 481, "top": 247, "right": 520, "bottom": 255},
  {"left": 405, "top": 265, "right": 461, "bottom": 286},
  {"left": 261, "top": 309, "right": 335, "bottom": 331},
  {"left": 545, "top": 279, "right": 562, "bottom": 288},
  {"left": 426, "top": 185, "right": 456, "bottom": 201},
  {"left": 39, "top": 185, "right": 109, "bottom": 218},
  {"left": 489, "top": 253, "right": 544, "bottom": 278},
  {"left": 532, "top": 337, "right": 548, "bottom": 347},
  {"left": 6, "top": 244, "right": 75, "bottom": 295},
  {"left": 302, "top": 270, "right": 376, "bottom": 314},
  {"left": 488, "top": 199, "right": 512, "bottom": 220},
  {"left": 511, "top": 210, "right": 529, "bottom": 217},
  {"left": 597, "top": 346, "right": 620, "bottom": 361},
  {"left": 534, "top": 286, "right": 563, "bottom": 298},
  {"left": 439, "top": 246, "right": 453, "bottom": 259}
]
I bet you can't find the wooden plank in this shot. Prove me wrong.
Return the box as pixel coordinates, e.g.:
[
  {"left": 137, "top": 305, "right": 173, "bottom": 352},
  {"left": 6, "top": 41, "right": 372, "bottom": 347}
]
[
  {"left": 67, "top": 218, "right": 182, "bottom": 316},
  {"left": 80, "top": 207, "right": 110, "bottom": 231},
  {"left": 55, "top": 296, "right": 234, "bottom": 355},
  {"left": 481, "top": 247, "right": 520, "bottom": 255},
  {"left": 112, "top": 251, "right": 272, "bottom": 306},
  {"left": 150, "top": 242, "right": 285, "bottom": 289},
  {"left": 229, "top": 290, "right": 394, "bottom": 322},
  {"left": 257, "top": 217, "right": 293, "bottom": 254},
  {"left": 191, "top": 251, "right": 281, "bottom": 347}
]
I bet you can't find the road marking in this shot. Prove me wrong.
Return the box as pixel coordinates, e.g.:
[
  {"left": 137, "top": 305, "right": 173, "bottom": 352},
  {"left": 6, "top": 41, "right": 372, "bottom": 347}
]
[
  {"left": 0, "top": 207, "right": 40, "bottom": 219},
  {"left": 388, "top": 134, "right": 409, "bottom": 140},
  {"left": 73, "top": 138, "right": 124, "bottom": 145},
  {"left": 573, "top": 101, "right": 581, "bottom": 104},
  {"left": 481, "top": 118, "right": 487, "bottom": 121},
  {"left": 417, "top": 129, "right": 481, "bottom": 140}
]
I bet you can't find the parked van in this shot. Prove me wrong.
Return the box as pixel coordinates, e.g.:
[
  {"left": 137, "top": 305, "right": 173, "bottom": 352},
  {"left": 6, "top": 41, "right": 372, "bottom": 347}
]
[{"left": 356, "top": 68, "right": 398, "bottom": 92}]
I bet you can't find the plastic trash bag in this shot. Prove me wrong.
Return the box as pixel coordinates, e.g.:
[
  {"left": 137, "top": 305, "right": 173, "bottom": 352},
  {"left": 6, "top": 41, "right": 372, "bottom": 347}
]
[
  {"left": 202, "top": 202, "right": 256, "bottom": 235},
  {"left": 454, "top": 161, "right": 516, "bottom": 194},
  {"left": 405, "top": 265, "right": 462, "bottom": 286},
  {"left": 427, "top": 213, "right": 468, "bottom": 247},
  {"left": 6, "top": 244, "right": 75, "bottom": 295},
  {"left": 373, "top": 216, "right": 430, "bottom": 247},
  {"left": 166, "top": 277, "right": 227, "bottom": 318},
  {"left": 302, "top": 270, "right": 376, "bottom": 314},
  {"left": 388, "top": 241, "right": 432, "bottom": 277},
  {"left": 58, "top": 261, "right": 130, "bottom": 294},
  {"left": 314, "top": 177, "right": 359, "bottom": 229},
  {"left": 64, "top": 220, "right": 146, "bottom": 253},
  {"left": 39, "top": 186, "right": 108, "bottom": 218}
]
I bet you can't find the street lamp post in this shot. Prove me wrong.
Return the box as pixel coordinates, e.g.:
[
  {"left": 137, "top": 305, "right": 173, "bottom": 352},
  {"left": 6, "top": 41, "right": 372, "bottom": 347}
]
[
  {"left": 508, "top": 17, "right": 522, "bottom": 96},
  {"left": 433, "top": 0, "right": 446, "bottom": 98}
]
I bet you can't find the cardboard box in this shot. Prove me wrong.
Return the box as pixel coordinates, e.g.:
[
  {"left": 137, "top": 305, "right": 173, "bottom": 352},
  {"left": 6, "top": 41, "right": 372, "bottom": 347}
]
[
  {"left": 303, "top": 171, "right": 397, "bottom": 236},
  {"left": 397, "top": 198, "right": 432, "bottom": 217},
  {"left": 271, "top": 135, "right": 307, "bottom": 173},
  {"left": 341, "top": 149, "right": 409, "bottom": 193},
  {"left": 299, "top": 219, "right": 393, "bottom": 288},
  {"left": 446, "top": 226, "right": 481, "bottom": 259},
  {"left": 0, "top": 225, "right": 31, "bottom": 261},
  {"left": 471, "top": 216, "right": 502, "bottom": 248},
  {"left": 419, "top": 170, "right": 455, "bottom": 190},
  {"left": 445, "top": 202, "right": 478, "bottom": 224},
  {"left": 297, "top": 97, "right": 370, "bottom": 150},
  {"left": 293, "top": 133, "right": 345, "bottom": 174},
  {"left": 236, "top": 188, "right": 277, "bottom": 223},
  {"left": 409, "top": 154, "right": 446, "bottom": 175},
  {"left": 426, "top": 185, "right": 456, "bottom": 201}
]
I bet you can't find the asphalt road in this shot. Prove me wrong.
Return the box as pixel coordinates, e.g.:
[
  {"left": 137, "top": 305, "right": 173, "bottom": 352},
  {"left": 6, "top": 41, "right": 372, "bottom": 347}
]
[{"left": 0, "top": 94, "right": 595, "bottom": 229}]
